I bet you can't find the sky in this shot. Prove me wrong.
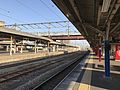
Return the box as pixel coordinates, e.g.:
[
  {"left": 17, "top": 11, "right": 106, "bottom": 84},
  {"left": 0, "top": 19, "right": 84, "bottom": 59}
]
[
  {"left": 0, "top": 0, "right": 67, "bottom": 24},
  {"left": 0, "top": 0, "right": 89, "bottom": 48}
]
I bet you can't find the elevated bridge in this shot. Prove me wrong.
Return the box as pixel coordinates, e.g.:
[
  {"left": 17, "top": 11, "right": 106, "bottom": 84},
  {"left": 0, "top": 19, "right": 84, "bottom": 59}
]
[
  {"left": 35, "top": 32, "right": 85, "bottom": 40},
  {"left": 44, "top": 35, "right": 85, "bottom": 40}
]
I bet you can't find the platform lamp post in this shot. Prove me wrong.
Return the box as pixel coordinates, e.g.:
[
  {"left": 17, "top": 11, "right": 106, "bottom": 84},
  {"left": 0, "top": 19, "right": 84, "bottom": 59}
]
[
  {"left": 104, "top": 21, "right": 111, "bottom": 77},
  {"left": 67, "top": 21, "right": 70, "bottom": 37},
  {"left": 48, "top": 23, "right": 51, "bottom": 38}
]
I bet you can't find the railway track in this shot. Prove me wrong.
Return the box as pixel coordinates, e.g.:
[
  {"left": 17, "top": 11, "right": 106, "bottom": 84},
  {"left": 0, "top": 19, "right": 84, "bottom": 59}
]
[
  {"left": 33, "top": 51, "right": 89, "bottom": 90},
  {"left": 0, "top": 52, "right": 74, "bottom": 69},
  {"left": 0, "top": 51, "right": 87, "bottom": 90},
  {"left": 0, "top": 51, "right": 81, "bottom": 84},
  {"left": 0, "top": 60, "right": 62, "bottom": 83}
]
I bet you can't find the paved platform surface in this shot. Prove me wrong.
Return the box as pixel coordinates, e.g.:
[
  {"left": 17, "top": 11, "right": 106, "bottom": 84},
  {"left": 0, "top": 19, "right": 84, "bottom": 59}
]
[
  {"left": 55, "top": 52, "right": 120, "bottom": 90},
  {"left": 0, "top": 51, "right": 63, "bottom": 64},
  {"left": 79, "top": 53, "right": 120, "bottom": 90}
]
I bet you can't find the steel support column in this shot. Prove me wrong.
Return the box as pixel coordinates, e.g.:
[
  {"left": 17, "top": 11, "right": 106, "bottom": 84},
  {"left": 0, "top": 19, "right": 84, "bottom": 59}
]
[
  {"left": 104, "top": 40, "right": 110, "bottom": 77},
  {"left": 104, "top": 21, "right": 110, "bottom": 77}
]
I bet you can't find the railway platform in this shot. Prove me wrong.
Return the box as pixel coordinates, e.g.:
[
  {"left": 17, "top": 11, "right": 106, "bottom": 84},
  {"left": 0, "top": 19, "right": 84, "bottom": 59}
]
[
  {"left": 78, "top": 53, "right": 120, "bottom": 90},
  {"left": 55, "top": 52, "right": 120, "bottom": 90},
  {"left": 0, "top": 51, "right": 63, "bottom": 64}
]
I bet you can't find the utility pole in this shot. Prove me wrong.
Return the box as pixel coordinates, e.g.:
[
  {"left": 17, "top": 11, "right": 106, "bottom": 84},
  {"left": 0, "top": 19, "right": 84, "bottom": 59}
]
[
  {"left": 48, "top": 23, "right": 51, "bottom": 38},
  {"left": 67, "top": 21, "right": 70, "bottom": 37}
]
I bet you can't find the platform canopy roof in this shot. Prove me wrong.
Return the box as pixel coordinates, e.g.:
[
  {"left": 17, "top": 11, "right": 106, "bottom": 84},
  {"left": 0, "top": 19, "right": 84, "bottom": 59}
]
[
  {"left": 0, "top": 27, "right": 53, "bottom": 43},
  {"left": 52, "top": 0, "right": 120, "bottom": 48},
  {"left": 0, "top": 27, "right": 75, "bottom": 46}
]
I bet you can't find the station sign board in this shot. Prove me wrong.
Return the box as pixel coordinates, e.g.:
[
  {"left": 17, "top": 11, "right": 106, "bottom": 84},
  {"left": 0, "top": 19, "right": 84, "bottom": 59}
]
[{"left": 115, "top": 45, "right": 120, "bottom": 60}]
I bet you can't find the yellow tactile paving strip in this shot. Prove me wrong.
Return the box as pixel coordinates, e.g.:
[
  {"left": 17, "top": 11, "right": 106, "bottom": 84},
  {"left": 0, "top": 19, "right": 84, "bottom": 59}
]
[{"left": 78, "top": 54, "right": 93, "bottom": 90}]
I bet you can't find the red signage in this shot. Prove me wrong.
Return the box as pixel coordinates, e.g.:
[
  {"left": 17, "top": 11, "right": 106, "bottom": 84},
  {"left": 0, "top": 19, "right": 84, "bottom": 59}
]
[{"left": 115, "top": 45, "right": 120, "bottom": 60}]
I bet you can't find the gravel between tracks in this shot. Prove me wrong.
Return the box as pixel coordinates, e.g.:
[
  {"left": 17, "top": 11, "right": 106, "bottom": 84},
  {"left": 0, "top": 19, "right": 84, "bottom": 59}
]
[
  {"left": 15, "top": 53, "right": 83, "bottom": 90},
  {"left": 0, "top": 51, "right": 82, "bottom": 90}
]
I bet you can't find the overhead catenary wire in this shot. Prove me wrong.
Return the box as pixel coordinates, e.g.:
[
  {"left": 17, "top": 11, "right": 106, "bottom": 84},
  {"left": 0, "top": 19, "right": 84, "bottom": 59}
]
[
  {"left": 0, "top": 12, "right": 25, "bottom": 23},
  {"left": 0, "top": 7, "right": 24, "bottom": 23},
  {"left": 5, "top": 21, "right": 69, "bottom": 26},
  {"left": 16, "top": 0, "right": 47, "bottom": 21},
  {"left": 0, "top": 7, "right": 10, "bottom": 13},
  {"left": 39, "top": 0, "right": 64, "bottom": 21},
  {"left": 15, "top": 0, "right": 69, "bottom": 29},
  {"left": 4, "top": 21, "right": 71, "bottom": 30}
]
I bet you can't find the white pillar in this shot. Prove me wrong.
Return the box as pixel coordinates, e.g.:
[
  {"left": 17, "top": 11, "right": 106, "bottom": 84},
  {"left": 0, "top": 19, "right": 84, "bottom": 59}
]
[
  {"left": 53, "top": 45, "right": 55, "bottom": 52},
  {"left": 20, "top": 40, "right": 23, "bottom": 53},
  {"left": 37, "top": 47, "right": 38, "bottom": 52},
  {"left": 56, "top": 45, "right": 58, "bottom": 52},
  {"left": 47, "top": 42, "right": 50, "bottom": 56},
  {"left": 6, "top": 45, "right": 9, "bottom": 52},
  {"left": 48, "top": 42, "right": 50, "bottom": 51},
  {"left": 20, "top": 46, "right": 23, "bottom": 53},
  {"left": 35, "top": 40, "right": 37, "bottom": 53},
  {"left": 14, "top": 40, "right": 16, "bottom": 53},
  {"left": 10, "top": 36, "right": 13, "bottom": 55},
  {"left": 16, "top": 47, "right": 19, "bottom": 52}
]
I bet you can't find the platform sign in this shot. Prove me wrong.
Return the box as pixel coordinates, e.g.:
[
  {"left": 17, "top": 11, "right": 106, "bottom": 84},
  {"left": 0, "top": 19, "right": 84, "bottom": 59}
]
[{"left": 115, "top": 45, "right": 120, "bottom": 60}]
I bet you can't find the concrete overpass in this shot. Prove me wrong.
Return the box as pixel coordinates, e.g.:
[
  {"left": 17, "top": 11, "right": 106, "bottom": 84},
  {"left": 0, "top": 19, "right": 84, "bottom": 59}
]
[
  {"left": 35, "top": 31, "right": 85, "bottom": 40},
  {"left": 44, "top": 35, "right": 85, "bottom": 40}
]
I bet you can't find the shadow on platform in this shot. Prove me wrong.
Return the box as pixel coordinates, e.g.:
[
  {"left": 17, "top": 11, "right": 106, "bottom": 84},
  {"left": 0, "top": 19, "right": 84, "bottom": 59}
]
[{"left": 76, "top": 62, "right": 120, "bottom": 90}]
